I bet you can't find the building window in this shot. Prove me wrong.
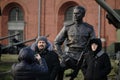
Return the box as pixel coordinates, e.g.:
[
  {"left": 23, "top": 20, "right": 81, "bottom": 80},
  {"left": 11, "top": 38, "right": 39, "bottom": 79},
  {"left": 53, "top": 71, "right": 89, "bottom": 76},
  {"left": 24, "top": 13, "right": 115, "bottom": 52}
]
[
  {"left": 64, "top": 7, "right": 74, "bottom": 22},
  {"left": 8, "top": 7, "right": 24, "bottom": 43},
  {"left": 9, "top": 7, "right": 24, "bottom": 21}
]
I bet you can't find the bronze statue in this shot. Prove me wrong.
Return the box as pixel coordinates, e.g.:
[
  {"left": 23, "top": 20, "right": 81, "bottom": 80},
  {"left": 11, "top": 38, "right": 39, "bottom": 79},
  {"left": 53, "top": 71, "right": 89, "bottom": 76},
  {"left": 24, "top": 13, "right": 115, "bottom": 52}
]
[{"left": 54, "top": 6, "right": 96, "bottom": 80}]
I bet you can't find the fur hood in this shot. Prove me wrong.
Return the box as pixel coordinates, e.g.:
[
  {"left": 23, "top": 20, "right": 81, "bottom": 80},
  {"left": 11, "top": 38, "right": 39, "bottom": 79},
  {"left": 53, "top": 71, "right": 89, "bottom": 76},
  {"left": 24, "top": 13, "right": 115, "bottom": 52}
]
[
  {"left": 18, "top": 47, "right": 35, "bottom": 64},
  {"left": 89, "top": 38, "right": 102, "bottom": 54},
  {"left": 30, "top": 36, "right": 53, "bottom": 51}
]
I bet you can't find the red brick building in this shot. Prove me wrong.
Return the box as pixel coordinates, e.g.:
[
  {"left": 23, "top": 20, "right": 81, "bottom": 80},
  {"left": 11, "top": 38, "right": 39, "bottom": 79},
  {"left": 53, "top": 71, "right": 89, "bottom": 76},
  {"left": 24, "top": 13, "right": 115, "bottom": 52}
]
[{"left": 0, "top": 0, "right": 120, "bottom": 53}]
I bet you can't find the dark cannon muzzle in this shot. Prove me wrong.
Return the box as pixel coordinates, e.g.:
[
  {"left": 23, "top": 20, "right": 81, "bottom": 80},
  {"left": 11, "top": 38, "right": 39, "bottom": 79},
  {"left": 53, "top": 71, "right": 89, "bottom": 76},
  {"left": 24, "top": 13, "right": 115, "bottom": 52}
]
[{"left": 95, "top": 0, "right": 120, "bottom": 28}]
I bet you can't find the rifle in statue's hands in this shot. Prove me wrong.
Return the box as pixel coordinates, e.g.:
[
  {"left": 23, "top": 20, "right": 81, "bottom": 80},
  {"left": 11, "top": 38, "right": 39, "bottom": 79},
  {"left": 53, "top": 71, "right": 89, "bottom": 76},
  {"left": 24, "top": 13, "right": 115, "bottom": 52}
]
[
  {"left": 77, "top": 38, "right": 91, "bottom": 65},
  {"left": 77, "top": 48, "right": 87, "bottom": 65}
]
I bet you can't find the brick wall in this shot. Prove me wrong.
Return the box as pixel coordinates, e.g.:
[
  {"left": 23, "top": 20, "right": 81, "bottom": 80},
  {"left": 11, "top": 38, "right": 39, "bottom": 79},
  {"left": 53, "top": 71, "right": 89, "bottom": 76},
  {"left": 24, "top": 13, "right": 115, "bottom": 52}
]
[{"left": 0, "top": 0, "right": 120, "bottom": 46}]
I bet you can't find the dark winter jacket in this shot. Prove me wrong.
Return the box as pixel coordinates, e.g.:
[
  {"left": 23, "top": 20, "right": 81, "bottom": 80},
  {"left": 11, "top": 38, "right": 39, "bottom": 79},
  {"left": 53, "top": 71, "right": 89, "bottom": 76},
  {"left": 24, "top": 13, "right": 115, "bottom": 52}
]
[
  {"left": 30, "top": 42, "right": 60, "bottom": 80},
  {"left": 82, "top": 38, "right": 112, "bottom": 80},
  {"left": 11, "top": 47, "right": 48, "bottom": 80}
]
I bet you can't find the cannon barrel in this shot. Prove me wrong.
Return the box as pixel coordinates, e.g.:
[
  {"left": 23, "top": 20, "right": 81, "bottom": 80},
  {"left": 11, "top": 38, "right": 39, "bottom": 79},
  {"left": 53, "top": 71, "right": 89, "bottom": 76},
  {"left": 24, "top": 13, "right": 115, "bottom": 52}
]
[
  {"left": 0, "top": 33, "right": 20, "bottom": 40},
  {"left": 2, "top": 38, "right": 36, "bottom": 50},
  {"left": 95, "top": 0, "right": 120, "bottom": 28}
]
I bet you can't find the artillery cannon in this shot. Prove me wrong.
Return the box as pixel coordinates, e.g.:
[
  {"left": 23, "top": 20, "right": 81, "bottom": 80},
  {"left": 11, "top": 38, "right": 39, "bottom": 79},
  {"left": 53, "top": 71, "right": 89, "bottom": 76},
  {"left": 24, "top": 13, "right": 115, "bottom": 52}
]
[
  {"left": 0, "top": 33, "right": 20, "bottom": 60},
  {"left": 0, "top": 33, "right": 20, "bottom": 41},
  {"left": 12, "top": 38, "right": 26, "bottom": 48},
  {"left": 95, "top": 0, "right": 120, "bottom": 28},
  {"left": 95, "top": 0, "right": 120, "bottom": 80},
  {"left": 1, "top": 38, "right": 36, "bottom": 54}
]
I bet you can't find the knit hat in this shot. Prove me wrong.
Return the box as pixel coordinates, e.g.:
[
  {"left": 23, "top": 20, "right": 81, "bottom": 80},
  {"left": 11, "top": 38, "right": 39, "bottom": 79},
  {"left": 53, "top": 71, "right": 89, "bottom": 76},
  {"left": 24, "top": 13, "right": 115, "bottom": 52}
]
[
  {"left": 89, "top": 38, "right": 102, "bottom": 46},
  {"left": 36, "top": 36, "right": 48, "bottom": 44}
]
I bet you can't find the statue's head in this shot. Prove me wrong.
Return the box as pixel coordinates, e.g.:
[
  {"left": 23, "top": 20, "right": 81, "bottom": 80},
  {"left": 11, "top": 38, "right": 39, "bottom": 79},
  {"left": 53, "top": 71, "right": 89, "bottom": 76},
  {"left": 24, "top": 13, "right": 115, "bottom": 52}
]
[{"left": 73, "top": 6, "right": 86, "bottom": 22}]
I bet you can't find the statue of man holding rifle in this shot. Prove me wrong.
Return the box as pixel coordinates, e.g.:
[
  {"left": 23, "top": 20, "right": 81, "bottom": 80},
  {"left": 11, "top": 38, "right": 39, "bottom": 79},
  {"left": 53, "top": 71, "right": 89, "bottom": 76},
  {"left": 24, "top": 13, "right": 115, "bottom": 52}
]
[{"left": 54, "top": 6, "right": 96, "bottom": 80}]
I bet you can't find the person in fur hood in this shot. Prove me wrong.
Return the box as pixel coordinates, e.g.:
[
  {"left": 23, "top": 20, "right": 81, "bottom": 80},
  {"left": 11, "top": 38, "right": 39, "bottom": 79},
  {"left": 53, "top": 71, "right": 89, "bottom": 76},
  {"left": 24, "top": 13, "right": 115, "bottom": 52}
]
[
  {"left": 82, "top": 38, "right": 112, "bottom": 80},
  {"left": 30, "top": 36, "right": 60, "bottom": 80}
]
